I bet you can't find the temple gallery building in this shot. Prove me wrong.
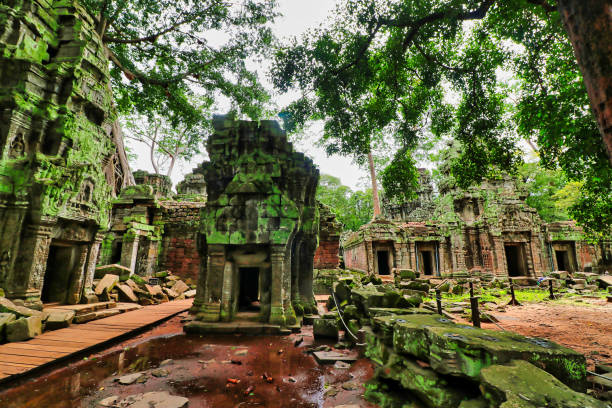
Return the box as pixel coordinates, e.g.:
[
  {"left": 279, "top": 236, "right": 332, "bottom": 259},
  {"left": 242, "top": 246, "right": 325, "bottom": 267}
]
[{"left": 344, "top": 171, "right": 611, "bottom": 279}]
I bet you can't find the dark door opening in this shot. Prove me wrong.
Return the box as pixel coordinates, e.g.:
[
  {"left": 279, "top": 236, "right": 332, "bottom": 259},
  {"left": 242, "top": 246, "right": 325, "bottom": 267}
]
[
  {"left": 504, "top": 244, "right": 527, "bottom": 277},
  {"left": 377, "top": 251, "right": 390, "bottom": 275},
  {"left": 555, "top": 250, "right": 569, "bottom": 271},
  {"left": 111, "top": 241, "right": 122, "bottom": 264},
  {"left": 420, "top": 251, "right": 434, "bottom": 275},
  {"left": 41, "top": 245, "right": 77, "bottom": 303},
  {"left": 239, "top": 267, "right": 260, "bottom": 311}
]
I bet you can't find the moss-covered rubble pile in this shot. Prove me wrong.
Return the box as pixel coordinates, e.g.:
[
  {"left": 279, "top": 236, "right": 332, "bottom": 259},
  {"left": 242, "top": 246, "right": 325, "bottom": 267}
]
[{"left": 320, "top": 275, "right": 609, "bottom": 408}]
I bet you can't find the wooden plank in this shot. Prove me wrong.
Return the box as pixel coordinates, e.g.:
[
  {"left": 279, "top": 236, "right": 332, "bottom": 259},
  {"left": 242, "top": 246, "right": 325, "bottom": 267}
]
[
  {"left": 0, "top": 299, "right": 192, "bottom": 384},
  {"left": 0, "top": 347, "right": 68, "bottom": 358}
]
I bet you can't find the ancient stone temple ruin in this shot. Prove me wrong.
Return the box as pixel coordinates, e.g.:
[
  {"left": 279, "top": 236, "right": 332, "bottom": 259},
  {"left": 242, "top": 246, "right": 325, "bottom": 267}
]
[
  {"left": 344, "top": 171, "right": 611, "bottom": 278},
  {"left": 189, "top": 117, "right": 319, "bottom": 328},
  {"left": 0, "top": 0, "right": 130, "bottom": 308},
  {"left": 100, "top": 170, "right": 206, "bottom": 282}
]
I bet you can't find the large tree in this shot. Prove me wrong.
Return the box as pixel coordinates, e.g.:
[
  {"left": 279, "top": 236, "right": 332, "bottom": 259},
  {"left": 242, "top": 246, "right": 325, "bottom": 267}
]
[
  {"left": 316, "top": 174, "right": 373, "bottom": 231},
  {"left": 271, "top": 0, "right": 611, "bottom": 236},
  {"left": 82, "top": 0, "right": 278, "bottom": 183}
]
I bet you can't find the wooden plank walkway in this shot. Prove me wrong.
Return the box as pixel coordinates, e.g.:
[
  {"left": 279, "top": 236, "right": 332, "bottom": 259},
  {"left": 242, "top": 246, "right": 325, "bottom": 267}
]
[{"left": 0, "top": 299, "right": 192, "bottom": 382}]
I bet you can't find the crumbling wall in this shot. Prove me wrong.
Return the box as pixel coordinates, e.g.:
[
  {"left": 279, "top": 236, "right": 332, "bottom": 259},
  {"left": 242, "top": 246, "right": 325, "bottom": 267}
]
[
  {"left": 313, "top": 202, "right": 342, "bottom": 269},
  {"left": 0, "top": 0, "right": 122, "bottom": 305},
  {"left": 157, "top": 201, "right": 206, "bottom": 282}
]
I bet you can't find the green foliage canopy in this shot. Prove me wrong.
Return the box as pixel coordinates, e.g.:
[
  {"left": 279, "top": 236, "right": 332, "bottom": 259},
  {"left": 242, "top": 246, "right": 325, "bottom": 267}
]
[
  {"left": 271, "top": 0, "right": 611, "bottom": 237},
  {"left": 316, "top": 174, "right": 373, "bottom": 231},
  {"left": 83, "top": 0, "right": 278, "bottom": 127}
]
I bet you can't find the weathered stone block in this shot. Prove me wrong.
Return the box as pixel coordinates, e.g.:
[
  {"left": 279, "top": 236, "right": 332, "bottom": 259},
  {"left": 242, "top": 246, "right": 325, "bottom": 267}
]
[
  {"left": 480, "top": 360, "right": 608, "bottom": 408},
  {"left": 117, "top": 284, "right": 139, "bottom": 303},
  {"left": 0, "top": 297, "right": 42, "bottom": 318},
  {"left": 95, "top": 274, "right": 119, "bottom": 296},
  {"left": 44, "top": 310, "right": 75, "bottom": 330},
  {"left": 313, "top": 317, "right": 339, "bottom": 339},
  {"left": 6, "top": 315, "right": 42, "bottom": 342},
  {"left": 0, "top": 313, "right": 17, "bottom": 341},
  {"left": 172, "top": 280, "right": 189, "bottom": 295},
  {"left": 378, "top": 352, "right": 467, "bottom": 408},
  {"left": 425, "top": 325, "right": 587, "bottom": 391}
]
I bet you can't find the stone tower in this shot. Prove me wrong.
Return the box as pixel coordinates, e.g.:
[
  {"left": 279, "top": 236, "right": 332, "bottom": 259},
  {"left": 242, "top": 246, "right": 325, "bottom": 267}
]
[{"left": 190, "top": 117, "right": 319, "bottom": 327}]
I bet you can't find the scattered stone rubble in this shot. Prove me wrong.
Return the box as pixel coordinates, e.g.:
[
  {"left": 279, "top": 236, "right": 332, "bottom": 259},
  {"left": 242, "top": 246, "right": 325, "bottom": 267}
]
[
  {"left": 93, "top": 268, "right": 196, "bottom": 306},
  {"left": 309, "top": 271, "right": 611, "bottom": 407}
]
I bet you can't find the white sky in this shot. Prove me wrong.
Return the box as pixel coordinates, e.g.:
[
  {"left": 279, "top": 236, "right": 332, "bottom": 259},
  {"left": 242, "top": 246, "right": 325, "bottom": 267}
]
[{"left": 128, "top": 0, "right": 368, "bottom": 191}]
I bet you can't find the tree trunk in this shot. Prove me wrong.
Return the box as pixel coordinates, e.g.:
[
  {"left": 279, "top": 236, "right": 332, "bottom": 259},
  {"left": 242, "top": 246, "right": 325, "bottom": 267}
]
[
  {"left": 111, "top": 121, "right": 135, "bottom": 186},
  {"left": 166, "top": 155, "right": 176, "bottom": 178},
  {"left": 150, "top": 140, "right": 159, "bottom": 175},
  {"left": 368, "top": 151, "right": 381, "bottom": 219},
  {"left": 558, "top": 0, "right": 612, "bottom": 163}
]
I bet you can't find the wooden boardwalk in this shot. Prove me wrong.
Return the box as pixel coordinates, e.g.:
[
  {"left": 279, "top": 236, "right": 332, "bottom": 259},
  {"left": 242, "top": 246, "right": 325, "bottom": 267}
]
[{"left": 0, "top": 299, "right": 192, "bottom": 382}]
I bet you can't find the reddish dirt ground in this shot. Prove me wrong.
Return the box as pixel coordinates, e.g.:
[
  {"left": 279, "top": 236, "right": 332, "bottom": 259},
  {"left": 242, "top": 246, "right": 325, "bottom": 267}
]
[
  {"left": 0, "top": 314, "right": 375, "bottom": 408},
  {"left": 479, "top": 298, "right": 612, "bottom": 370}
]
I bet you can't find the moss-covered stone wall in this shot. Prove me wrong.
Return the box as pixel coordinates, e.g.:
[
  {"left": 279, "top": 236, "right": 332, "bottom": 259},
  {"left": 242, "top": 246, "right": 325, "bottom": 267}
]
[{"left": 0, "top": 0, "right": 121, "bottom": 306}]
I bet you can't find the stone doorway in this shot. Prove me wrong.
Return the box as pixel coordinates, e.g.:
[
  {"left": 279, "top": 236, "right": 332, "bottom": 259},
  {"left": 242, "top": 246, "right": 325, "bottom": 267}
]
[
  {"left": 238, "top": 267, "right": 260, "bottom": 311},
  {"left": 420, "top": 250, "right": 434, "bottom": 276},
  {"left": 504, "top": 243, "right": 528, "bottom": 277},
  {"left": 377, "top": 251, "right": 391, "bottom": 275},
  {"left": 552, "top": 242, "right": 577, "bottom": 273},
  {"left": 41, "top": 243, "right": 79, "bottom": 304}
]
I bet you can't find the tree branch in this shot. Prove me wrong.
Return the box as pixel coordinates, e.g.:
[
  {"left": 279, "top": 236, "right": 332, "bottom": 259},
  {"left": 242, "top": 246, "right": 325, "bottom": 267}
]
[
  {"left": 526, "top": 0, "right": 556, "bottom": 13},
  {"left": 103, "top": 16, "right": 195, "bottom": 44}
]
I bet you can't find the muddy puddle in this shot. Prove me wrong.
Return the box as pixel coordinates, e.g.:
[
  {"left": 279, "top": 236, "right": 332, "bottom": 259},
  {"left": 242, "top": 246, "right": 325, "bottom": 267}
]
[{"left": 0, "top": 317, "right": 375, "bottom": 408}]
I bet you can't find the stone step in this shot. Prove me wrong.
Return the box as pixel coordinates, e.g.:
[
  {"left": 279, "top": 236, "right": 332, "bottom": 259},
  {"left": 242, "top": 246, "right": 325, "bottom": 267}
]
[
  {"left": 73, "top": 308, "right": 122, "bottom": 324},
  {"left": 44, "top": 301, "right": 117, "bottom": 317}
]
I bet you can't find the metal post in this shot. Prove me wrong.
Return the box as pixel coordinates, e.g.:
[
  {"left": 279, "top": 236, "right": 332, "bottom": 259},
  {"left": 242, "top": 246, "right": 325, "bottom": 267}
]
[
  {"left": 549, "top": 278, "right": 554, "bottom": 300},
  {"left": 470, "top": 295, "right": 481, "bottom": 328},
  {"left": 436, "top": 289, "right": 442, "bottom": 315}
]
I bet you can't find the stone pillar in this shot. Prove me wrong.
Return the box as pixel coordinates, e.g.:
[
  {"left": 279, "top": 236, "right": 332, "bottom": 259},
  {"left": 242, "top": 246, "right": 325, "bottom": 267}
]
[
  {"left": 269, "top": 245, "right": 286, "bottom": 326},
  {"left": 191, "top": 237, "right": 208, "bottom": 314},
  {"left": 220, "top": 261, "right": 235, "bottom": 321},
  {"left": 298, "top": 241, "right": 317, "bottom": 315},
  {"left": 66, "top": 244, "right": 89, "bottom": 305},
  {"left": 197, "top": 245, "right": 225, "bottom": 322},
  {"left": 492, "top": 236, "right": 506, "bottom": 276},
  {"left": 365, "top": 241, "right": 374, "bottom": 275},
  {"left": 82, "top": 232, "right": 104, "bottom": 304},
  {"left": 120, "top": 231, "right": 140, "bottom": 274},
  {"left": 282, "top": 243, "right": 297, "bottom": 326},
  {"left": 8, "top": 223, "right": 53, "bottom": 308}
]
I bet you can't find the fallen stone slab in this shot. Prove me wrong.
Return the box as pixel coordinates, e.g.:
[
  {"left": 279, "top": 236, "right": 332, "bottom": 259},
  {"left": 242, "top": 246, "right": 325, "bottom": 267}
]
[
  {"left": 145, "top": 284, "right": 163, "bottom": 296},
  {"left": 183, "top": 289, "right": 196, "bottom": 298},
  {"left": 425, "top": 324, "right": 587, "bottom": 392},
  {"left": 117, "top": 372, "right": 146, "bottom": 385},
  {"left": 597, "top": 275, "right": 612, "bottom": 289},
  {"left": 98, "top": 395, "right": 120, "bottom": 407},
  {"left": 126, "top": 391, "right": 188, "bottom": 408},
  {"left": 163, "top": 287, "right": 179, "bottom": 299},
  {"left": 378, "top": 351, "right": 467, "bottom": 408},
  {"left": 95, "top": 264, "right": 131, "bottom": 280},
  {"left": 6, "top": 316, "right": 42, "bottom": 342},
  {"left": 117, "top": 284, "right": 139, "bottom": 303},
  {"left": 95, "top": 274, "right": 120, "bottom": 296},
  {"left": 313, "top": 351, "right": 358, "bottom": 364},
  {"left": 480, "top": 360, "right": 609, "bottom": 408},
  {"left": 172, "top": 280, "right": 189, "bottom": 295},
  {"left": 44, "top": 310, "right": 75, "bottom": 331},
  {"left": 0, "top": 297, "right": 42, "bottom": 318}
]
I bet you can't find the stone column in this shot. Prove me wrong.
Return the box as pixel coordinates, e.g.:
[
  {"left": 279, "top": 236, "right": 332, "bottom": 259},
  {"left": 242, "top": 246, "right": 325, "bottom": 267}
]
[
  {"left": 492, "top": 236, "right": 506, "bottom": 276},
  {"left": 120, "top": 231, "right": 140, "bottom": 274},
  {"left": 220, "top": 261, "right": 234, "bottom": 321},
  {"left": 282, "top": 243, "right": 297, "bottom": 326},
  {"left": 269, "top": 245, "right": 286, "bottom": 326},
  {"left": 81, "top": 232, "right": 105, "bottom": 304},
  {"left": 197, "top": 245, "right": 225, "bottom": 322},
  {"left": 298, "top": 241, "right": 316, "bottom": 315},
  {"left": 8, "top": 223, "right": 53, "bottom": 308},
  {"left": 66, "top": 244, "right": 89, "bottom": 305}
]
